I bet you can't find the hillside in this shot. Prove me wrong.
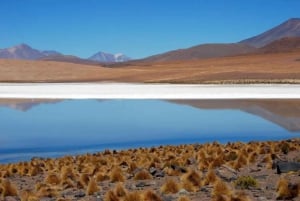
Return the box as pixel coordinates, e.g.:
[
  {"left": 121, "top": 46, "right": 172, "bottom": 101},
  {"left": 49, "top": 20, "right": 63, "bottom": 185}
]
[
  {"left": 139, "top": 43, "right": 256, "bottom": 63},
  {"left": 0, "top": 50, "right": 299, "bottom": 83},
  {"left": 240, "top": 18, "right": 300, "bottom": 47},
  {"left": 258, "top": 37, "right": 300, "bottom": 53}
]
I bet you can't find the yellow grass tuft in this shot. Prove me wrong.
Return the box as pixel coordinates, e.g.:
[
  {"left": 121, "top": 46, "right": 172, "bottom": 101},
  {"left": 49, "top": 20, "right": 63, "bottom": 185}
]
[
  {"left": 230, "top": 191, "right": 251, "bottom": 201},
  {"left": 45, "top": 173, "right": 61, "bottom": 185},
  {"left": 177, "top": 196, "right": 191, "bottom": 201},
  {"left": 36, "top": 185, "right": 58, "bottom": 198},
  {"left": 276, "top": 177, "right": 299, "bottom": 199},
  {"left": 124, "top": 191, "right": 142, "bottom": 201},
  {"left": 143, "top": 190, "right": 162, "bottom": 201},
  {"left": 181, "top": 169, "right": 202, "bottom": 192},
  {"left": 204, "top": 169, "right": 218, "bottom": 185},
  {"left": 114, "top": 182, "right": 127, "bottom": 198},
  {"left": 0, "top": 179, "right": 18, "bottom": 197},
  {"left": 78, "top": 173, "right": 90, "bottom": 188},
  {"left": 96, "top": 172, "right": 110, "bottom": 182},
  {"left": 110, "top": 167, "right": 125, "bottom": 182},
  {"left": 134, "top": 169, "right": 153, "bottom": 180},
  {"left": 86, "top": 177, "right": 99, "bottom": 195},
  {"left": 160, "top": 179, "right": 180, "bottom": 194},
  {"left": 104, "top": 190, "right": 120, "bottom": 201},
  {"left": 212, "top": 179, "right": 232, "bottom": 197}
]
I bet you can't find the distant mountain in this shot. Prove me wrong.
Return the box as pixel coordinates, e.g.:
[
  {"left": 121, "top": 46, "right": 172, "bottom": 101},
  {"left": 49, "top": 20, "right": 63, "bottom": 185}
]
[
  {"left": 89, "top": 51, "right": 130, "bottom": 63},
  {"left": 41, "top": 50, "right": 62, "bottom": 56},
  {"left": 240, "top": 18, "right": 300, "bottom": 47},
  {"left": 0, "top": 44, "right": 130, "bottom": 64},
  {"left": 257, "top": 37, "right": 300, "bottom": 54},
  {"left": 0, "top": 44, "right": 44, "bottom": 60},
  {"left": 139, "top": 43, "right": 256, "bottom": 63},
  {"left": 39, "top": 54, "right": 102, "bottom": 66}
]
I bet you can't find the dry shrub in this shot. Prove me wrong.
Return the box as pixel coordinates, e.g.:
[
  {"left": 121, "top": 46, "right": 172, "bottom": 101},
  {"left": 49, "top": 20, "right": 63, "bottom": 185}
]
[
  {"left": 276, "top": 177, "right": 299, "bottom": 199},
  {"left": 20, "top": 190, "right": 39, "bottom": 201},
  {"left": 110, "top": 167, "right": 125, "bottom": 182},
  {"left": 124, "top": 191, "right": 142, "bottom": 201},
  {"left": 134, "top": 169, "right": 153, "bottom": 180},
  {"left": 96, "top": 172, "right": 110, "bottom": 182},
  {"left": 61, "top": 166, "right": 76, "bottom": 181},
  {"left": 36, "top": 185, "right": 58, "bottom": 198},
  {"left": 0, "top": 179, "right": 18, "bottom": 197},
  {"left": 45, "top": 173, "right": 61, "bottom": 185},
  {"left": 86, "top": 177, "right": 99, "bottom": 195},
  {"left": 181, "top": 169, "right": 202, "bottom": 192},
  {"left": 104, "top": 190, "right": 119, "bottom": 201},
  {"left": 60, "top": 178, "right": 76, "bottom": 189},
  {"left": 212, "top": 179, "right": 231, "bottom": 197},
  {"left": 204, "top": 169, "right": 218, "bottom": 185},
  {"left": 78, "top": 173, "right": 90, "bottom": 188},
  {"left": 177, "top": 196, "right": 191, "bottom": 201},
  {"left": 160, "top": 179, "right": 180, "bottom": 194},
  {"left": 143, "top": 190, "right": 162, "bottom": 201},
  {"left": 114, "top": 182, "right": 127, "bottom": 198},
  {"left": 230, "top": 191, "right": 251, "bottom": 201}
]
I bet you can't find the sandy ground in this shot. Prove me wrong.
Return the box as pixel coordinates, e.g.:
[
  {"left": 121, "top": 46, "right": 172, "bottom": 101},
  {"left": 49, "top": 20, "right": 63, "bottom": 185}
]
[{"left": 0, "top": 83, "right": 300, "bottom": 99}]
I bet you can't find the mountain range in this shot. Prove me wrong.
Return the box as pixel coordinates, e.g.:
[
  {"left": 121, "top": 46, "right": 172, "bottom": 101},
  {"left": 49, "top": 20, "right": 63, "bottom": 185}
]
[
  {"left": 0, "top": 44, "right": 130, "bottom": 63},
  {"left": 136, "top": 18, "right": 300, "bottom": 63},
  {"left": 0, "top": 18, "right": 299, "bottom": 65}
]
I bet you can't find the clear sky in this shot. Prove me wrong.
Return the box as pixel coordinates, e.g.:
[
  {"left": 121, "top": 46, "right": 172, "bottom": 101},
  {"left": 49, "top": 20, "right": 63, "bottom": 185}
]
[{"left": 1, "top": 0, "right": 299, "bottom": 59}]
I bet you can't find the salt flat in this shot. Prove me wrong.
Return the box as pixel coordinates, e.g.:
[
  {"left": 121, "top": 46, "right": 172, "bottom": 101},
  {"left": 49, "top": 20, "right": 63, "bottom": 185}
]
[{"left": 0, "top": 83, "right": 300, "bottom": 99}]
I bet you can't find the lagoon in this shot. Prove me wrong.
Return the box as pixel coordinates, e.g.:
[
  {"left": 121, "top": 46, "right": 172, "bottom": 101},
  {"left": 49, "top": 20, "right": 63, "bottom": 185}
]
[{"left": 0, "top": 99, "right": 299, "bottom": 163}]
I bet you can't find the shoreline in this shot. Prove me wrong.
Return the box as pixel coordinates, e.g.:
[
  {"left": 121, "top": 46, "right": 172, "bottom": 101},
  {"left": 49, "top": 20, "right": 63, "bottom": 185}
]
[{"left": 1, "top": 83, "right": 300, "bottom": 99}]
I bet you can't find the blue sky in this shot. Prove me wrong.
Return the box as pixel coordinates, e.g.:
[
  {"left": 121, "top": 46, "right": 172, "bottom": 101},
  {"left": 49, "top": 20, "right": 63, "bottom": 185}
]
[{"left": 0, "top": 0, "right": 299, "bottom": 59}]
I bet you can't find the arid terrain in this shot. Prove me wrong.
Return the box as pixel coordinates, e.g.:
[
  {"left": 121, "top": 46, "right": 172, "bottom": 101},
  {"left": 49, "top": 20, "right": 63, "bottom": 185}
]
[
  {"left": 0, "top": 139, "right": 299, "bottom": 201},
  {"left": 0, "top": 50, "right": 300, "bottom": 83}
]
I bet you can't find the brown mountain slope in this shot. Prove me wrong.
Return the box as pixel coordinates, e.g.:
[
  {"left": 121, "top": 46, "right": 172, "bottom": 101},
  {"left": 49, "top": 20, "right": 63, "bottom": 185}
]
[
  {"left": 240, "top": 18, "right": 300, "bottom": 47},
  {"left": 0, "top": 50, "right": 300, "bottom": 83},
  {"left": 257, "top": 37, "right": 300, "bottom": 54},
  {"left": 39, "top": 55, "right": 103, "bottom": 66},
  {"left": 138, "top": 43, "right": 256, "bottom": 63}
]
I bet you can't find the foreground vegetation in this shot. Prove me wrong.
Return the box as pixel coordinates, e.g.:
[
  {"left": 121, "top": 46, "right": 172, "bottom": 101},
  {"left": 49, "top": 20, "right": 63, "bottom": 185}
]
[{"left": 0, "top": 139, "right": 299, "bottom": 201}]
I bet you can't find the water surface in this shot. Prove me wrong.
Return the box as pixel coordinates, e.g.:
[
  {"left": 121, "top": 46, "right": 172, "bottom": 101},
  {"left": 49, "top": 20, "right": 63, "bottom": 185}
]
[{"left": 0, "top": 99, "right": 299, "bottom": 163}]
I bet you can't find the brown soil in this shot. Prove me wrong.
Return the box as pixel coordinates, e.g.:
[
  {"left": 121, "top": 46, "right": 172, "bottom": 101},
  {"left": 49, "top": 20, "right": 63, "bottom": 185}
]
[
  {"left": 0, "top": 51, "right": 300, "bottom": 83},
  {"left": 0, "top": 139, "right": 299, "bottom": 201}
]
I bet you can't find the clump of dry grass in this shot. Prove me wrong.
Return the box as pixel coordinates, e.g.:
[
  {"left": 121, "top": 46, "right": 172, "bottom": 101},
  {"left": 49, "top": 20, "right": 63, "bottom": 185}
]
[
  {"left": 177, "top": 196, "right": 191, "bottom": 201},
  {"left": 110, "top": 167, "right": 125, "bottom": 182},
  {"left": 212, "top": 179, "right": 232, "bottom": 198},
  {"left": 124, "top": 191, "right": 142, "bottom": 201},
  {"left": 104, "top": 190, "right": 120, "bottom": 201},
  {"left": 134, "top": 169, "right": 153, "bottom": 180},
  {"left": 96, "top": 172, "right": 110, "bottom": 182},
  {"left": 0, "top": 179, "right": 18, "bottom": 197},
  {"left": 86, "top": 177, "right": 99, "bottom": 195},
  {"left": 114, "top": 182, "right": 127, "bottom": 198},
  {"left": 181, "top": 169, "right": 202, "bottom": 192},
  {"left": 161, "top": 179, "right": 180, "bottom": 194},
  {"left": 143, "top": 190, "right": 162, "bottom": 201},
  {"left": 230, "top": 191, "right": 251, "bottom": 201},
  {"left": 204, "top": 169, "right": 218, "bottom": 185},
  {"left": 276, "top": 177, "right": 299, "bottom": 199},
  {"left": 45, "top": 173, "right": 61, "bottom": 185},
  {"left": 36, "top": 184, "right": 59, "bottom": 198},
  {"left": 78, "top": 173, "right": 90, "bottom": 188},
  {"left": 20, "top": 190, "right": 39, "bottom": 201}
]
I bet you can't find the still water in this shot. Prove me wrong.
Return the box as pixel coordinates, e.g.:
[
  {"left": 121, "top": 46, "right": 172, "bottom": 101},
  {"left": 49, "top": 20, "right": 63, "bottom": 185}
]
[{"left": 0, "top": 99, "right": 299, "bottom": 163}]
